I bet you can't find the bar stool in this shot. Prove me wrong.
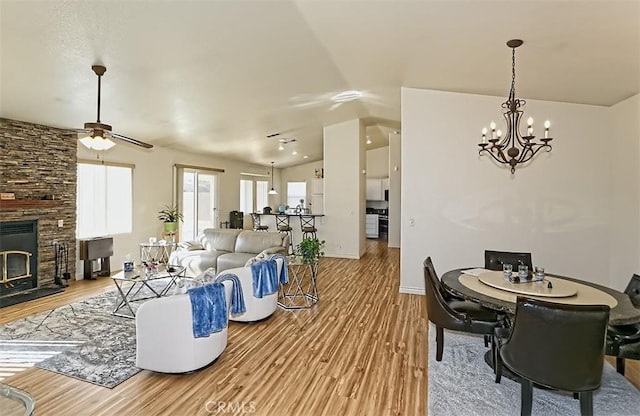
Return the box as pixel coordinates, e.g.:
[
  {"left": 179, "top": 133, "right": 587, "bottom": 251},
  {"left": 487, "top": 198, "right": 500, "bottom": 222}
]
[
  {"left": 250, "top": 213, "right": 269, "bottom": 231},
  {"left": 276, "top": 214, "right": 294, "bottom": 254},
  {"left": 299, "top": 215, "right": 317, "bottom": 239}
]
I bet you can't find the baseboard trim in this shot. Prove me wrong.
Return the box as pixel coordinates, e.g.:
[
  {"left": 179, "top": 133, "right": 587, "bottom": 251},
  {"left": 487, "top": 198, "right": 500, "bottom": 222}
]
[
  {"left": 324, "top": 253, "right": 360, "bottom": 260},
  {"left": 399, "top": 286, "right": 425, "bottom": 295}
]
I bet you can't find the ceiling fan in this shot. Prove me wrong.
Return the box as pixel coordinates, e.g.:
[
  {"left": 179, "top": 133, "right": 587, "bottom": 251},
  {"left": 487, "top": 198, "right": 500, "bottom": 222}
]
[{"left": 76, "top": 65, "right": 153, "bottom": 150}]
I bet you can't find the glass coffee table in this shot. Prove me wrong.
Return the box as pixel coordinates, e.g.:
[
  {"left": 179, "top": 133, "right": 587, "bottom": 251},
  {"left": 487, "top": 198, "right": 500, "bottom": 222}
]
[
  {"left": 110, "top": 265, "right": 185, "bottom": 318},
  {"left": 0, "top": 384, "right": 35, "bottom": 416}
]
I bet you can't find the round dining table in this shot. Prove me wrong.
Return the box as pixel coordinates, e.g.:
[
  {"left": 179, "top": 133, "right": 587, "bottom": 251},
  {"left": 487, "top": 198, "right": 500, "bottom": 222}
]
[{"left": 441, "top": 268, "right": 640, "bottom": 326}]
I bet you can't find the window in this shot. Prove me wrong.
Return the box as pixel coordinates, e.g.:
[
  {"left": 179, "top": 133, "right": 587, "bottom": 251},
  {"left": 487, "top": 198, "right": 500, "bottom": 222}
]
[
  {"left": 77, "top": 162, "right": 132, "bottom": 238},
  {"left": 240, "top": 178, "right": 269, "bottom": 213},
  {"left": 287, "top": 182, "right": 306, "bottom": 208},
  {"left": 256, "top": 180, "right": 268, "bottom": 212},
  {"left": 240, "top": 179, "right": 254, "bottom": 215}
]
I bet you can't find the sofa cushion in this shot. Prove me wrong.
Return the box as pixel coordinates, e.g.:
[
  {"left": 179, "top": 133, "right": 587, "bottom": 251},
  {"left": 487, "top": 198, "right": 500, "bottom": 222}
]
[
  {"left": 177, "top": 241, "right": 204, "bottom": 251},
  {"left": 170, "top": 249, "right": 229, "bottom": 277},
  {"left": 234, "top": 231, "right": 287, "bottom": 254},
  {"left": 217, "top": 253, "right": 256, "bottom": 274},
  {"left": 198, "top": 228, "right": 242, "bottom": 252}
]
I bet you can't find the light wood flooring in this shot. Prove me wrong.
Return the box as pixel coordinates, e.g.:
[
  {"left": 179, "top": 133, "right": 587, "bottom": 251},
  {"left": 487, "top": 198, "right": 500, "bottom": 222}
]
[
  {"left": 1, "top": 240, "right": 638, "bottom": 415},
  {"left": 1, "top": 240, "right": 426, "bottom": 415}
]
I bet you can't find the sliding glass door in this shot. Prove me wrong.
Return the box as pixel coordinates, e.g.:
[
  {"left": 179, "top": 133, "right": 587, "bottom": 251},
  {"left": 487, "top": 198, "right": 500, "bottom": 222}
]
[{"left": 181, "top": 169, "right": 218, "bottom": 241}]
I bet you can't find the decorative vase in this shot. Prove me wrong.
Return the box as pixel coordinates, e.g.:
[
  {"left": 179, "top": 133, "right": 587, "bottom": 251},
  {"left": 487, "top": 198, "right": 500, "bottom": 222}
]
[{"left": 163, "top": 221, "right": 178, "bottom": 234}]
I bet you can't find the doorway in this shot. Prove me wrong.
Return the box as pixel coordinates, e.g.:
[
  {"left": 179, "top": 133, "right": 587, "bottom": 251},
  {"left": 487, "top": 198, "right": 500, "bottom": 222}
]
[{"left": 180, "top": 170, "right": 218, "bottom": 241}]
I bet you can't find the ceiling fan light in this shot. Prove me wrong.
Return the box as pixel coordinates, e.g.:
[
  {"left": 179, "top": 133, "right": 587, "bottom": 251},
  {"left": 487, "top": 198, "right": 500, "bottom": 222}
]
[
  {"left": 79, "top": 136, "right": 94, "bottom": 149},
  {"left": 102, "top": 137, "right": 116, "bottom": 150},
  {"left": 79, "top": 135, "right": 116, "bottom": 151}
]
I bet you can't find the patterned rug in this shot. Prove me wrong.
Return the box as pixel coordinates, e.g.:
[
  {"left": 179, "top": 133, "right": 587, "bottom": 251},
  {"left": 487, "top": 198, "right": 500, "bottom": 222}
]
[
  {"left": 427, "top": 323, "right": 640, "bottom": 415},
  {"left": 0, "top": 281, "right": 171, "bottom": 388}
]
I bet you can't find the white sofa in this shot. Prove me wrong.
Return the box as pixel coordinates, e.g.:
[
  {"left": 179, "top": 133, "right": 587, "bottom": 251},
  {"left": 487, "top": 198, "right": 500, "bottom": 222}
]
[
  {"left": 169, "top": 229, "right": 289, "bottom": 277},
  {"left": 135, "top": 280, "right": 233, "bottom": 373},
  {"left": 216, "top": 256, "right": 284, "bottom": 323}
]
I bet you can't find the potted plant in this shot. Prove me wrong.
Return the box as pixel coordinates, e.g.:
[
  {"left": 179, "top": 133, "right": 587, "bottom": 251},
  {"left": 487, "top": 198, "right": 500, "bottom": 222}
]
[
  {"left": 158, "top": 204, "right": 183, "bottom": 234},
  {"left": 295, "top": 237, "right": 325, "bottom": 264}
]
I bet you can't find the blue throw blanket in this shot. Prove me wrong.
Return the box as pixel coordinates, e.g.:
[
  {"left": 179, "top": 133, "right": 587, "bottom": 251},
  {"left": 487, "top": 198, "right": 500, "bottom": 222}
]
[
  {"left": 270, "top": 254, "right": 289, "bottom": 285},
  {"left": 187, "top": 282, "right": 227, "bottom": 338},
  {"left": 215, "top": 273, "right": 246, "bottom": 315},
  {"left": 251, "top": 255, "right": 288, "bottom": 298}
]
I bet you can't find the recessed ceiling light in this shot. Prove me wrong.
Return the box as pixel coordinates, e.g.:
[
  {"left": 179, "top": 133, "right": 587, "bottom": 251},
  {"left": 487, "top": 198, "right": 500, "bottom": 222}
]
[
  {"left": 278, "top": 144, "right": 284, "bottom": 151},
  {"left": 292, "top": 150, "right": 298, "bottom": 155},
  {"left": 366, "top": 139, "right": 372, "bottom": 144},
  {"left": 303, "top": 155, "right": 308, "bottom": 159},
  {"left": 331, "top": 90, "right": 362, "bottom": 103}
]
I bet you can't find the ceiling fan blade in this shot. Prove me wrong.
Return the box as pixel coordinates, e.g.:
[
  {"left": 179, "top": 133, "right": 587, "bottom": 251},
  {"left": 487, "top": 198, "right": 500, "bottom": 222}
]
[{"left": 108, "top": 132, "right": 153, "bottom": 149}]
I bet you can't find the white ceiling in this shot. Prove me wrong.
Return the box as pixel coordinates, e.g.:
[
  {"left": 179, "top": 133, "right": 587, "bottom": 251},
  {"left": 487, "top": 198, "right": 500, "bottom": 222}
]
[{"left": 1, "top": 1, "right": 638, "bottom": 168}]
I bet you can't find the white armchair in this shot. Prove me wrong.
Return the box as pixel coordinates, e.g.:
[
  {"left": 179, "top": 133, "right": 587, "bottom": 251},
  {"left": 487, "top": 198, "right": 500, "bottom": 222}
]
[
  {"left": 217, "top": 257, "right": 284, "bottom": 323},
  {"left": 135, "top": 280, "right": 233, "bottom": 373}
]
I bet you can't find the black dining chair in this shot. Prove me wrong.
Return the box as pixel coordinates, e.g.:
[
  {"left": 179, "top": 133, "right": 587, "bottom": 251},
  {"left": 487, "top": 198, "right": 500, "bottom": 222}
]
[
  {"left": 484, "top": 250, "right": 533, "bottom": 272},
  {"left": 606, "top": 273, "right": 640, "bottom": 375},
  {"left": 495, "top": 297, "right": 610, "bottom": 416},
  {"left": 423, "top": 257, "right": 500, "bottom": 361}
]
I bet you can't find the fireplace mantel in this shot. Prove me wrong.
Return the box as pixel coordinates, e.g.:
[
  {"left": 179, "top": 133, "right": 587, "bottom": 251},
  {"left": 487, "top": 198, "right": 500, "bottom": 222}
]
[{"left": 0, "top": 200, "right": 62, "bottom": 211}]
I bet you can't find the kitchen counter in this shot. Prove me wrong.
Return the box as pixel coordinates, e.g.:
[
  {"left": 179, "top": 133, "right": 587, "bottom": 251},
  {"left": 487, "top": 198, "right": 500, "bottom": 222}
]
[{"left": 255, "top": 213, "right": 324, "bottom": 217}]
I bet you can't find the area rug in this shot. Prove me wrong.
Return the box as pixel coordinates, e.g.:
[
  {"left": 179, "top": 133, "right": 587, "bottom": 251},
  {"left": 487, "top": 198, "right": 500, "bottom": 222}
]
[
  {"left": 427, "top": 323, "right": 640, "bottom": 416},
  {"left": 0, "top": 280, "right": 170, "bottom": 388},
  {"left": 0, "top": 339, "right": 84, "bottom": 382}
]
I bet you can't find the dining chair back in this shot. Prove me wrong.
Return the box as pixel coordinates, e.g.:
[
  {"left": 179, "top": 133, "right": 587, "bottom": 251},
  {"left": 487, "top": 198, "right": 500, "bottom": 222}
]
[
  {"left": 624, "top": 273, "right": 640, "bottom": 306},
  {"left": 499, "top": 297, "right": 610, "bottom": 416},
  {"left": 605, "top": 273, "right": 640, "bottom": 375},
  {"left": 484, "top": 250, "right": 533, "bottom": 271},
  {"left": 423, "top": 257, "right": 499, "bottom": 361}
]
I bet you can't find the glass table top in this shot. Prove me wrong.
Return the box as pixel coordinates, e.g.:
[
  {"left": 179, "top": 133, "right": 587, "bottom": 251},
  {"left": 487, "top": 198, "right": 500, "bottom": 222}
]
[{"left": 0, "top": 384, "right": 35, "bottom": 416}]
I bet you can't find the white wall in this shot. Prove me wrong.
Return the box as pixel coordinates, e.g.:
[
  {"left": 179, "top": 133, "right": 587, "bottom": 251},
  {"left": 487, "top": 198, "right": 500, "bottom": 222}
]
[
  {"left": 389, "top": 132, "right": 401, "bottom": 248},
  {"left": 323, "top": 119, "right": 366, "bottom": 258},
  {"left": 366, "top": 146, "right": 389, "bottom": 178},
  {"left": 76, "top": 144, "right": 274, "bottom": 275},
  {"left": 401, "top": 87, "right": 615, "bottom": 293},
  {"left": 608, "top": 94, "right": 640, "bottom": 290}
]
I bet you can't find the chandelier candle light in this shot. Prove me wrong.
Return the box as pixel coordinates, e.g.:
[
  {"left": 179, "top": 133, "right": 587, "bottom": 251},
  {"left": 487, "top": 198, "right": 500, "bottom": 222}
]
[{"left": 478, "top": 39, "right": 553, "bottom": 174}]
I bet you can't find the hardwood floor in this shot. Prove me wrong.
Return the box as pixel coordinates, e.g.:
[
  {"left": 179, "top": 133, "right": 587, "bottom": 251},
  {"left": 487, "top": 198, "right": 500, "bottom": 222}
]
[
  {"left": 1, "top": 240, "right": 638, "bottom": 415},
  {"left": 1, "top": 240, "right": 426, "bottom": 415}
]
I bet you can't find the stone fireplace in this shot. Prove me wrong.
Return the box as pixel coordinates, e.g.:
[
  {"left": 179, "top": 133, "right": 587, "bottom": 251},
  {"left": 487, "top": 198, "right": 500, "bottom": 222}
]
[{"left": 0, "top": 118, "right": 77, "bottom": 304}]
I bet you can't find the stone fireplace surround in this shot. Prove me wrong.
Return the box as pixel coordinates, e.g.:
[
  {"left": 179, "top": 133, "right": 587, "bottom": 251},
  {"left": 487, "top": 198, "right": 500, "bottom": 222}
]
[{"left": 0, "top": 118, "right": 77, "bottom": 299}]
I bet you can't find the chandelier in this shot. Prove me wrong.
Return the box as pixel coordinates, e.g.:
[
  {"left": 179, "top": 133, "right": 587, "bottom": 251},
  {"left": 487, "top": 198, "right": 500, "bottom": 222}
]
[{"left": 478, "top": 39, "right": 553, "bottom": 174}]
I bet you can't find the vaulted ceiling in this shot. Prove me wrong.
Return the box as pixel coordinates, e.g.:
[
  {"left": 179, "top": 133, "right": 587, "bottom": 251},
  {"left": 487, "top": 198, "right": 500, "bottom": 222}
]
[{"left": 1, "top": 1, "right": 638, "bottom": 168}]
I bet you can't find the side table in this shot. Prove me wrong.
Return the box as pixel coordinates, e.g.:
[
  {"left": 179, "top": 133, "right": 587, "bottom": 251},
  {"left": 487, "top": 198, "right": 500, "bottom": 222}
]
[
  {"left": 278, "top": 258, "right": 319, "bottom": 309},
  {"left": 139, "top": 241, "right": 176, "bottom": 264}
]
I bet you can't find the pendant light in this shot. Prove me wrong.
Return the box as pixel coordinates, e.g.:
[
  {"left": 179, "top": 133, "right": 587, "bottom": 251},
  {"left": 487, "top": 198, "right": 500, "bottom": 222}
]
[{"left": 268, "top": 161, "right": 278, "bottom": 195}]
